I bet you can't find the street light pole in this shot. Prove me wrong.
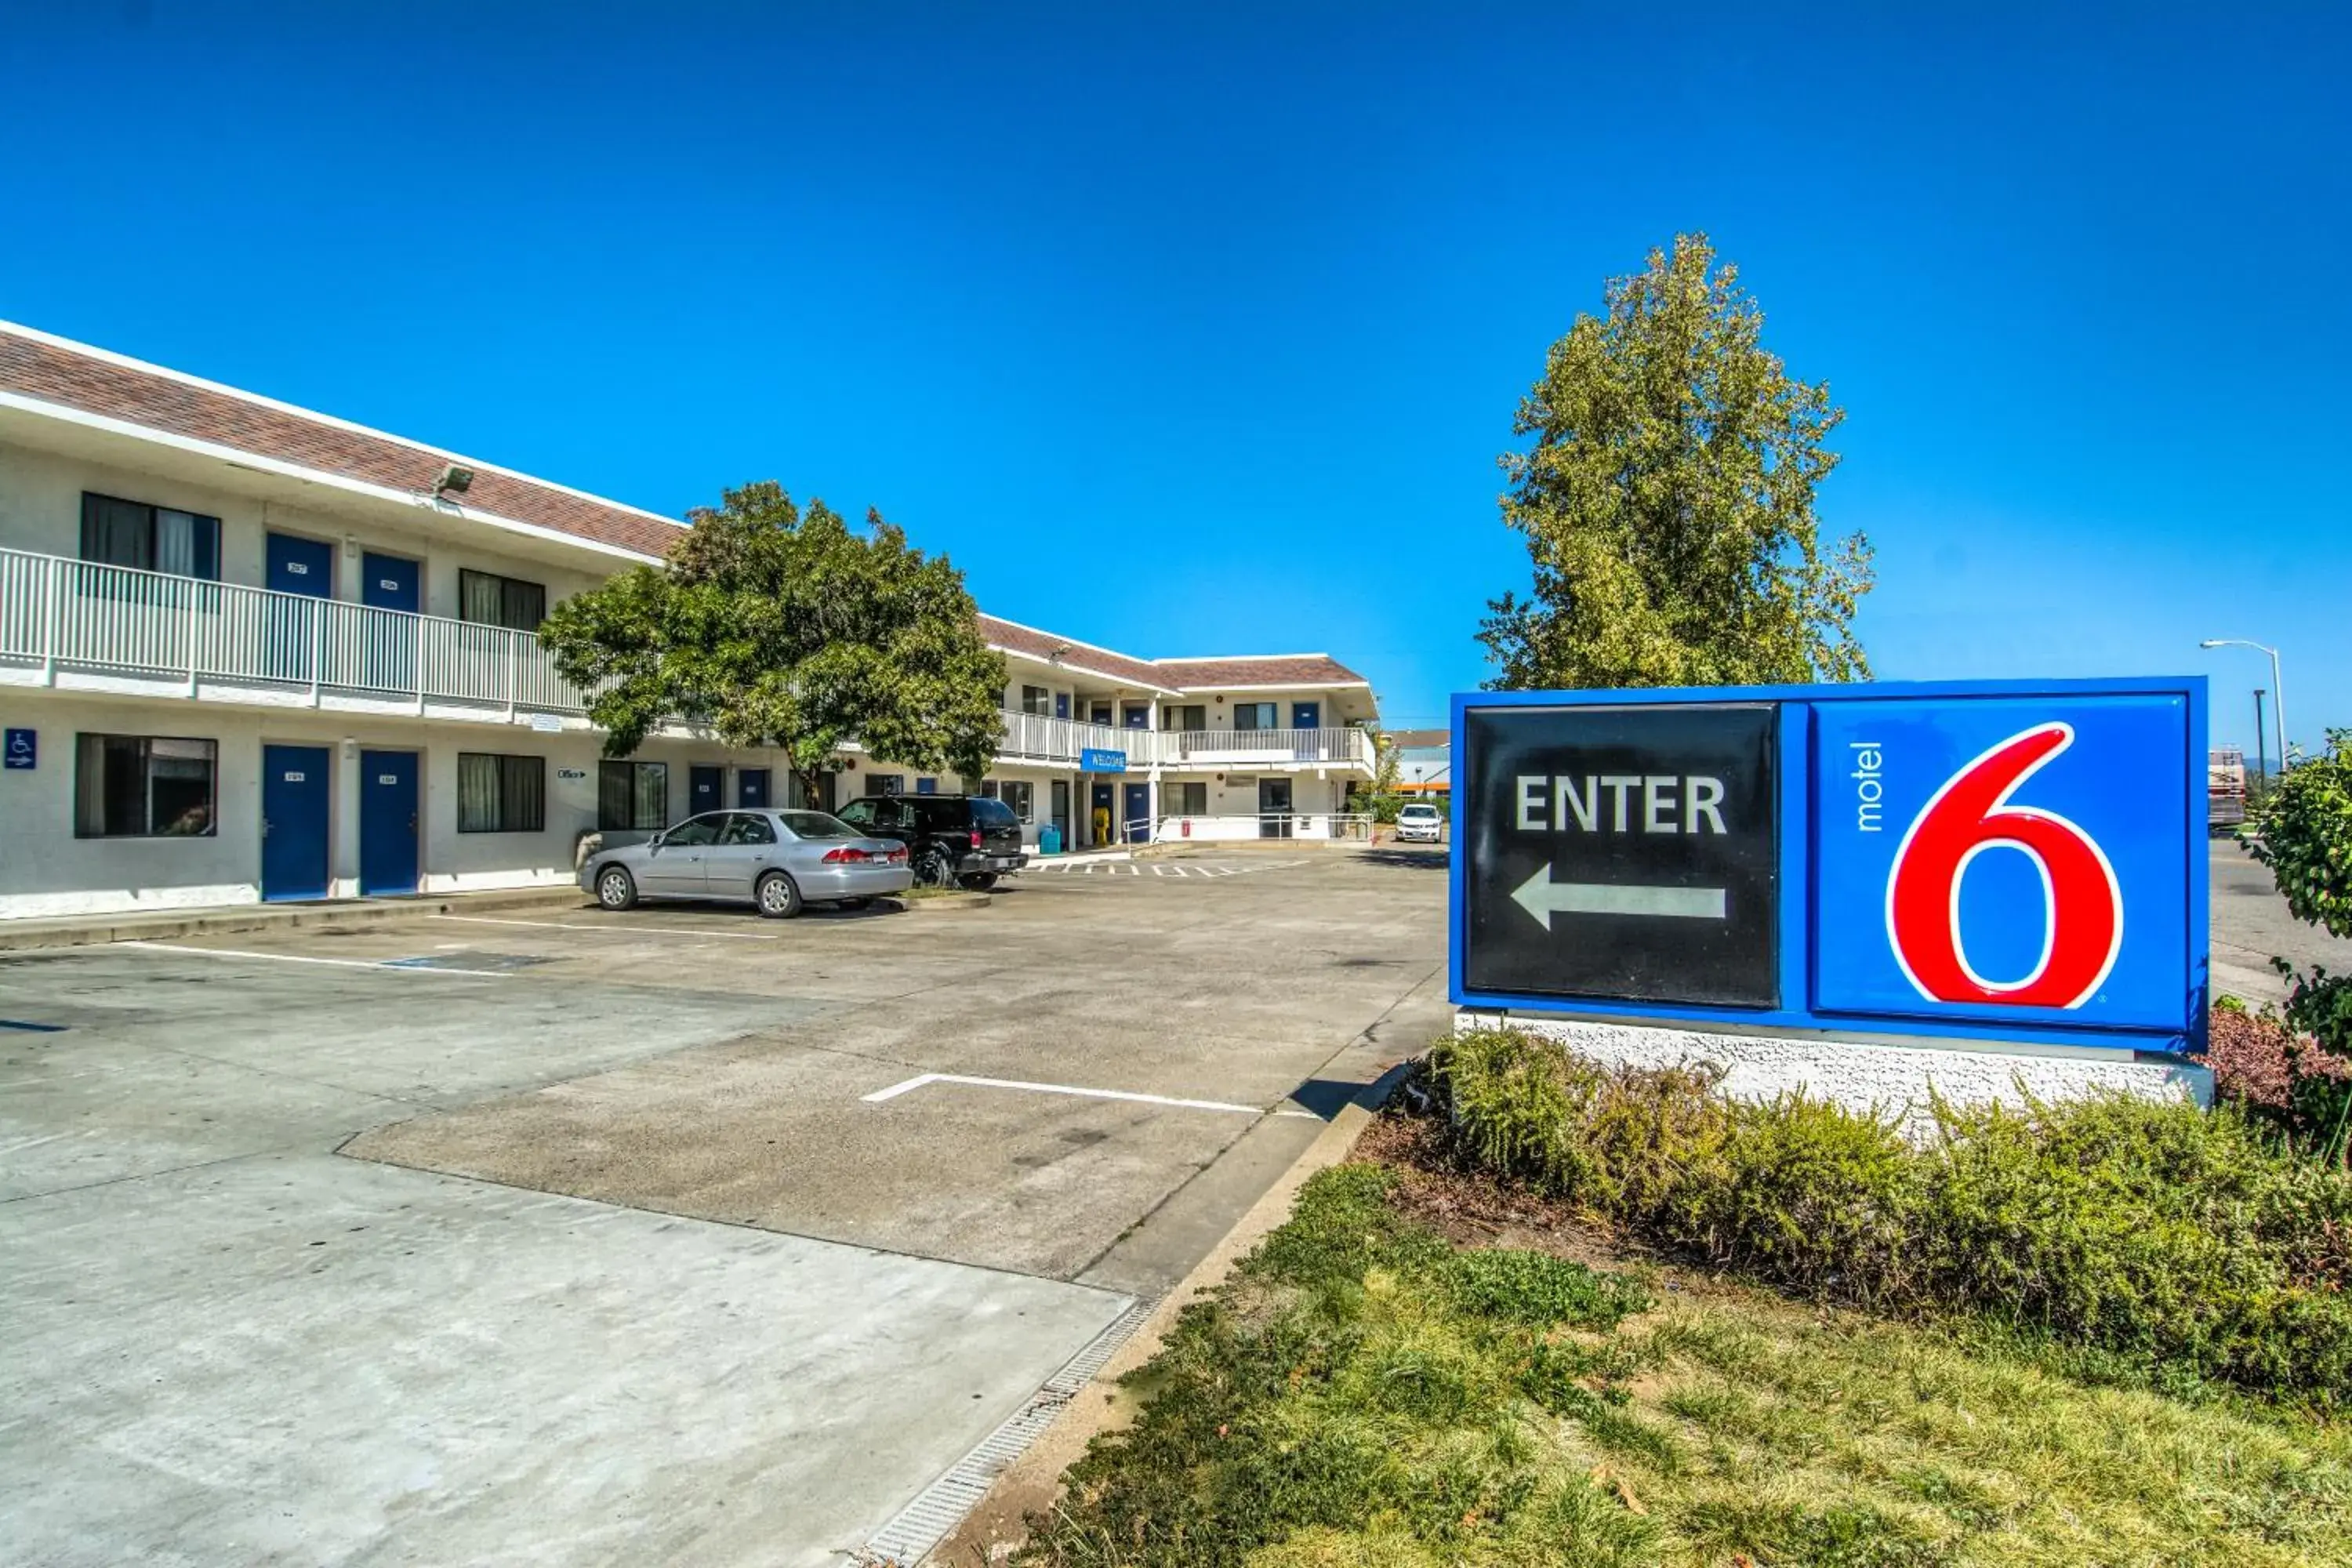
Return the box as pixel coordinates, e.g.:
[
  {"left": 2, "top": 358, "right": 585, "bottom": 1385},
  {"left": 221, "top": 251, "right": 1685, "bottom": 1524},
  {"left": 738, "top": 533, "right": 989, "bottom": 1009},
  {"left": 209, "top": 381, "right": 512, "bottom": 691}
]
[
  {"left": 2200, "top": 639, "right": 2288, "bottom": 770},
  {"left": 2252, "top": 689, "right": 2268, "bottom": 790}
]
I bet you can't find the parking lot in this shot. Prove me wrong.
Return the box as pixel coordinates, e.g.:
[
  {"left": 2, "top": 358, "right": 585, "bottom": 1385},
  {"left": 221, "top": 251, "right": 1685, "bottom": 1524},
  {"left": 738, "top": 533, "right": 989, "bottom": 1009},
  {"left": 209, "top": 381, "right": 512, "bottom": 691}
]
[{"left": 0, "top": 847, "right": 1450, "bottom": 1567}]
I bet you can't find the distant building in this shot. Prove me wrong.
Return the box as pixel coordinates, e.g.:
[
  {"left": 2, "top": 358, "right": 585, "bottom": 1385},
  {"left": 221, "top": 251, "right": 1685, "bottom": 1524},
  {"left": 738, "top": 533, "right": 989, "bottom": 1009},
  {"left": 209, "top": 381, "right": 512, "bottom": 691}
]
[{"left": 1386, "top": 727, "right": 1450, "bottom": 797}]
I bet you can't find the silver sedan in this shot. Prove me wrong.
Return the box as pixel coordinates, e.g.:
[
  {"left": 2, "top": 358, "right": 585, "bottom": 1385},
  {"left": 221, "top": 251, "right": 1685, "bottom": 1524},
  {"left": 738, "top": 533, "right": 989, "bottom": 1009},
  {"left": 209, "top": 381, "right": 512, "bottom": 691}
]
[{"left": 579, "top": 808, "right": 913, "bottom": 917}]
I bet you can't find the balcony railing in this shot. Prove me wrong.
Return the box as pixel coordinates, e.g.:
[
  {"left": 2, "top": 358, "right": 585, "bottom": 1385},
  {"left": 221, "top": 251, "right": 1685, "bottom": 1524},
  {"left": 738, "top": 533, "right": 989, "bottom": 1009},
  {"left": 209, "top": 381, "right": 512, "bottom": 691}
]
[
  {"left": 995, "top": 708, "right": 1131, "bottom": 765},
  {"left": 1156, "top": 726, "right": 1374, "bottom": 768},
  {"left": 0, "top": 546, "right": 1379, "bottom": 770},
  {"left": 0, "top": 546, "right": 586, "bottom": 716}
]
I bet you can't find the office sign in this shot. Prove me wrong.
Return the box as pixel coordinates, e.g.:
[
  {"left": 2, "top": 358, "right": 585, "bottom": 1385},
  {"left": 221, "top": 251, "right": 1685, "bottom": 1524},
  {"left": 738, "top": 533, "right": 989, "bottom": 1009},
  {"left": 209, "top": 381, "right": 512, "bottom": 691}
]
[
  {"left": 3, "top": 728, "right": 31, "bottom": 770},
  {"left": 1452, "top": 677, "right": 2207, "bottom": 1053},
  {"left": 1080, "top": 747, "right": 1127, "bottom": 774},
  {"left": 1463, "top": 704, "right": 1777, "bottom": 1007}
]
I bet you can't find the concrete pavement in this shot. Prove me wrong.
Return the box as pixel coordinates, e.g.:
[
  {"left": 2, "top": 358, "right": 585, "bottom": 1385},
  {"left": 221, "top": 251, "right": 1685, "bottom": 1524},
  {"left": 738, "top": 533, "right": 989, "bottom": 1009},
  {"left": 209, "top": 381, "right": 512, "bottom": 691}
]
[
  {"left": 0, "top": 848, "right": 1452, "bottom": 1565},
  {"left": 2209, "top": 836, "right": 2352, "bottom": 1007}
]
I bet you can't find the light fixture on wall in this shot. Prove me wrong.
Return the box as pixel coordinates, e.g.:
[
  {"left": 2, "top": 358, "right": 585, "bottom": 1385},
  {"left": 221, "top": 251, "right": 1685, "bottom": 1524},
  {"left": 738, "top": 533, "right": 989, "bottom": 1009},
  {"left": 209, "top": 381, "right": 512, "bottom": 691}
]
[
  {"left": 433, "top": 463, "right": 474, "bottom": 497},
  {"left": 343, "top": 532, "right": 358, "bottom": 560}
]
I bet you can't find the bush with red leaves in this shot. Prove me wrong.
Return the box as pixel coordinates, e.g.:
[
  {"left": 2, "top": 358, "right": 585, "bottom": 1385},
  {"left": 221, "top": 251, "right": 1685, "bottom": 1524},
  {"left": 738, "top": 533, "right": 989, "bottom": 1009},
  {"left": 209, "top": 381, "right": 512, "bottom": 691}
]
[{"left": 2201, "top": 1000, "right": 2352, "bottom": 1162}]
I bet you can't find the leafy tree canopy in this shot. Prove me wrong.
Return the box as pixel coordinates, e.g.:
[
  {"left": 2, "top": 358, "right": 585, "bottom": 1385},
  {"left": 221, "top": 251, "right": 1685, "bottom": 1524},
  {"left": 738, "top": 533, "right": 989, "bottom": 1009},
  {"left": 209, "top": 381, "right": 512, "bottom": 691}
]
[
  {"left": 539, "top": 481, "right": 1007, "bottom": 800},
  {"left": 1480, "top": 233, "right": 1874, "bottom": 690}
]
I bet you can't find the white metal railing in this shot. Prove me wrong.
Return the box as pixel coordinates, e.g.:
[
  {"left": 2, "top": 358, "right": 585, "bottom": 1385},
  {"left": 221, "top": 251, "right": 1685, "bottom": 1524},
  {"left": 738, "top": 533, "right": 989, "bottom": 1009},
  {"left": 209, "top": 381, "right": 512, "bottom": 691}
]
[
  {"left": 1151, "top": 811, "right": 1374, "bottom": 843},
  {"left": 0, "top": 546, "right": 586, "bottom": 713},
  {"left": 1, "top": 547, "right": 1385, "bottom": 771},
  {"left": 1155, "top": 726, "right": 1373, "bottom": 768},
  {"left": 995, "top": 709, "right": 1131, "bottom": 765}
]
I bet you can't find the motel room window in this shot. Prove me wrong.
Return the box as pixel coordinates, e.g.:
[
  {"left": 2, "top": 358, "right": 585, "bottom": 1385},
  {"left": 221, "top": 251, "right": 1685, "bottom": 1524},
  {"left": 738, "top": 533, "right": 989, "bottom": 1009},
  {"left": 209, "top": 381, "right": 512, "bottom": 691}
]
[
  {"left": 74, "top": 735, "right": 218, "bottom": 837},
  {"left": 996, "top": 780, "right": 1035, "bottom": 823},
  {"left": 598, "top": 760, "right": 670, "bottom": 830},
  {"left": 1168, "top": 782, "right": 1207, "bottom": 817},
  {"left": 457, "top": 753, "right": 546, "bottom": 833},
  {"left": 1232, "top": 702, "right": 1279, "bottom": 731},
  {"left": 1160, "top": 705, "right": 1206, "bottom": 732},
  {"left": 458, "top": 568, "right": 549, "bottom": 632},
  {"left": 79, "top": 493, "right": 221, "bottom": 581},
  {"left": 1020, "top": 684, "right": 1053, "bottom": 717},
  {"left": 868, "top": 773, "right": 906, "bottom": 796}
]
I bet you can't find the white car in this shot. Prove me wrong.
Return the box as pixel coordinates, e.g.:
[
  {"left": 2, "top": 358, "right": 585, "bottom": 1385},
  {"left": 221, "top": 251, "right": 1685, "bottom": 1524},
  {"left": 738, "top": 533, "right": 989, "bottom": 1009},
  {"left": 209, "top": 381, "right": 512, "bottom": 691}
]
[{"left": 1395, "top": 802, "right": 1444, "bottom": 842}]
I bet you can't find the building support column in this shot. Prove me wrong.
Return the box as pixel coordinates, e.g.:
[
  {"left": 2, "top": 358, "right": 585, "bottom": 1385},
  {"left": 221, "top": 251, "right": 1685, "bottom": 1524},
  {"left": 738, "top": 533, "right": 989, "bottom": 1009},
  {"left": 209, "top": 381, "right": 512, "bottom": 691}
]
[{"left": 332, "top": 735, "right": 362, "bottom": 899}]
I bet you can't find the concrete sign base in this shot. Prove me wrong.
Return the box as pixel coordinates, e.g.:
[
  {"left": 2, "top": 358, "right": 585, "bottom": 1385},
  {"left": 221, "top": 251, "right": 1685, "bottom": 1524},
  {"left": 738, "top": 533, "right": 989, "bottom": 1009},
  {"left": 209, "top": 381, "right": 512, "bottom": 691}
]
[{"left": 1458, "top": 1011, "right": 2212, "bottom": 1138}]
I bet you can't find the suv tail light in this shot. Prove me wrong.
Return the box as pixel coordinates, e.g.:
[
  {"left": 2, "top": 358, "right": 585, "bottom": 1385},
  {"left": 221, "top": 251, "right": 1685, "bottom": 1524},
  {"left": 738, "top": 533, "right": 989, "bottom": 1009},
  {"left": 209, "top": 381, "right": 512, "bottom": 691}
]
[
  {"left": 822, "top": 847, "right": 873, "bottom": 864},
  {"left": 969, "top": 828, "right": 982, "bottom": 848}
]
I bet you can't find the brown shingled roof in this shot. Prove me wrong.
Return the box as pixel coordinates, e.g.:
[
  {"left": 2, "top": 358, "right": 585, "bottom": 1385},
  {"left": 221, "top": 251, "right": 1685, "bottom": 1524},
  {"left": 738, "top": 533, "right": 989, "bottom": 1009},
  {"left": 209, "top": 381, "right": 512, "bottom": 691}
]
[
  {"left": 2, "top": 327, "right": 1377, "bottom": 706},
  {"left": 1151, "top": 654, "right": 1369, "bottom": 689},
  {"left": 0, "top": 325, "right": 684, "bottom": 559},
  {"left": 978, "top": 615, "right": 1176, "bottom": 690}
]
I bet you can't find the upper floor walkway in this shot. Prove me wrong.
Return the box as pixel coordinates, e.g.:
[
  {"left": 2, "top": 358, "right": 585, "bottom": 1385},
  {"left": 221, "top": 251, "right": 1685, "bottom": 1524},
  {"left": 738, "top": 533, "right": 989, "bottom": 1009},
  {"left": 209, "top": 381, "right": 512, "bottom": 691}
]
[{"left": 0, "top": 545, "right": 1374, "bottom": 771}]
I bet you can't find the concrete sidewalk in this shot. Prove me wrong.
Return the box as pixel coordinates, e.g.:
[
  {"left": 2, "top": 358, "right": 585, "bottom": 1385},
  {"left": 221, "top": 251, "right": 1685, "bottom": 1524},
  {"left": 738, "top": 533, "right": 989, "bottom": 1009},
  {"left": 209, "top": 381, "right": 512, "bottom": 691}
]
[{"left": 0, "top": 884, "right": 590, "bottom": 953}]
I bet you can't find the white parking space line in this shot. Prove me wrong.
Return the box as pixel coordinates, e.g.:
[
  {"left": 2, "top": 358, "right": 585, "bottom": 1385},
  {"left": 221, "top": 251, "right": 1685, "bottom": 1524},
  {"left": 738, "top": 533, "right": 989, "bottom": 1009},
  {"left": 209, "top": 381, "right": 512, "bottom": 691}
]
[
  {"left": 119, "top": 941, "right": 514, "bottom": 977},
  {"left": 862, "top": 1071, "right": 1323, "bottom": 1118},
  {"left": 432, "top": 914, "right": 783, "bottom": 942}
]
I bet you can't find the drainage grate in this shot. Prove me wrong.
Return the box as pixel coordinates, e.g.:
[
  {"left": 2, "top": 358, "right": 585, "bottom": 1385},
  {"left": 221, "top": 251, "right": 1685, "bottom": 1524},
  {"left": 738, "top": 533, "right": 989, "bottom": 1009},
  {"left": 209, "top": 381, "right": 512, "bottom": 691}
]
[{"left": 860, "top": 1298, "right": 1154, "bottom": 1566}]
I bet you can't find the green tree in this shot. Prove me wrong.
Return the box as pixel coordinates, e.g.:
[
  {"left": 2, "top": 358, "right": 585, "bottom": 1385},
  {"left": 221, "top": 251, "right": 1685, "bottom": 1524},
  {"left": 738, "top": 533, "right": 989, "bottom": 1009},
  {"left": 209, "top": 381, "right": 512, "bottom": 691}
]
[
  {"left": 2244, "top": 729, "right": 2352, "bottom": 1162},
  {"left": 539, "top": 481, "right": 1007, "bottom": 804},
  {"left": 1479, "top": 233, "right": 1874, "bottom": 690},
  {"left": 1367, "top": 733, "right": 1405, "bottom": 825}
]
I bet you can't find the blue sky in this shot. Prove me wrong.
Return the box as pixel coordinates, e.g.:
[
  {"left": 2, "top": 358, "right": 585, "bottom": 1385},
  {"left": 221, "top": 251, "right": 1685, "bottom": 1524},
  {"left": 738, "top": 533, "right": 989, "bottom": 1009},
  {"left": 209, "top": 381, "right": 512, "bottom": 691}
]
[{"left": 2, "top": 4, "right": 2342, "bottom": 748}]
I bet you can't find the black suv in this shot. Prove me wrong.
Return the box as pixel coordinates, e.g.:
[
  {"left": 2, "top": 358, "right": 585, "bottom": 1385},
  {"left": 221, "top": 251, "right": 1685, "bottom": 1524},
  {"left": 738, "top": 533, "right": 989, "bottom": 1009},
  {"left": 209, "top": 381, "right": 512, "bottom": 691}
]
[{"left": 834, "top": 793, "right": 1029, "bottom": 889}]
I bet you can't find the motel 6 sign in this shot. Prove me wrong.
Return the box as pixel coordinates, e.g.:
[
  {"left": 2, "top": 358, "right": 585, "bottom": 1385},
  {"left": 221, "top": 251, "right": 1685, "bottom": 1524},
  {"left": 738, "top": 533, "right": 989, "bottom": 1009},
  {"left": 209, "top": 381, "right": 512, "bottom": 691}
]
[{"left": 1450, "top": 678, "right": 2208, "bottom": 1054}]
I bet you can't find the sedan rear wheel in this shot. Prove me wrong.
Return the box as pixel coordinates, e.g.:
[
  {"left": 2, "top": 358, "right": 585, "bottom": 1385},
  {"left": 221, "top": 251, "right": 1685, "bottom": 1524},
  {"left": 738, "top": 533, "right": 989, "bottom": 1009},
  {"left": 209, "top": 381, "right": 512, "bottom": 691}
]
[
  {"left": 596, "top": 866, "right": 637, "bottom": 910},
  {"left": 756, "top": 869, "right": 803, "bottom": 919}
]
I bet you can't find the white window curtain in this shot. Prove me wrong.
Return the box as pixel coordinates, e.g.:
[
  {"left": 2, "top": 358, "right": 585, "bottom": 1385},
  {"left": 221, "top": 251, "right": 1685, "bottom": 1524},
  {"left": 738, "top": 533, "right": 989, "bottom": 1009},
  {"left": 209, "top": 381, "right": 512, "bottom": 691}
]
[
  {"left": 458, "top": 753, "right": 500, "bottom": 833},
  {"left": 154, "top": 510, "right": 200, "bottom": 577}
]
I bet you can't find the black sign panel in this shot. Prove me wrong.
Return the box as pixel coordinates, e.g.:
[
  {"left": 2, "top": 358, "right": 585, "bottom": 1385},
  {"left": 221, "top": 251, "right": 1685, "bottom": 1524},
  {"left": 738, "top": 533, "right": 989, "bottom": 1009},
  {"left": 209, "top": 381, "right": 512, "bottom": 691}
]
[{"left": 1463, "top": 704, "right": 1779, "bottom": 1007}]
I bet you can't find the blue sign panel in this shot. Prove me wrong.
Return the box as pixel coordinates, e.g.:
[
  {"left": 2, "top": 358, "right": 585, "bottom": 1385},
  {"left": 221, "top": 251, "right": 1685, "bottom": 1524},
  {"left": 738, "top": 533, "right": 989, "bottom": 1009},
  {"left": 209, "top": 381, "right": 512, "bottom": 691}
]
[
  {"left": 1080, "top": 747, "right": 1127, "bottom": 774},
  {"left": 2, "top": 728, "right": 31, "bottom": 770},
  {"left": 1452, "top": 677, "right": 2207, "bottom": 1054}
]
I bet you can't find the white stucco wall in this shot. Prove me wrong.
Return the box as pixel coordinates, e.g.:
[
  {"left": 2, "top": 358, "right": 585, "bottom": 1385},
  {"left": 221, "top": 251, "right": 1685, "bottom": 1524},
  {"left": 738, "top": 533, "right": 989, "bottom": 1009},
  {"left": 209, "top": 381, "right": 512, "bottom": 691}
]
[
  {"left": 1461, "top": 1011, "right": 2212, "bottom": 1134},
  {"left": 0, "top": 691, "right": 793, "bottom": 918},
  {"left": 0, "top": 440, "right": 611, "bottom": 618}
]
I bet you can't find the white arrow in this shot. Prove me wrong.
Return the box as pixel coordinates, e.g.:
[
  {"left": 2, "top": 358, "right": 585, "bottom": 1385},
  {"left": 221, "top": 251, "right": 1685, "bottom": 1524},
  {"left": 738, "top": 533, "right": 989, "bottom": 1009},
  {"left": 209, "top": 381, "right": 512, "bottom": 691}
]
[{"left": 1510, "top": 864, "right": 1727, "bottom": 929}]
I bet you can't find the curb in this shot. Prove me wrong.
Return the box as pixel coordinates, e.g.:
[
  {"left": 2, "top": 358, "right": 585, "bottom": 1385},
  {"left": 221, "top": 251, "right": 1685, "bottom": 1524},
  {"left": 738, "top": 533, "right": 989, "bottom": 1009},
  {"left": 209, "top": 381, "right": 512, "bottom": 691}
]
[
  {"left": 0, "top": 885, "right": 589, "bottom": 953},
  {"left": 924, "top": 1060, "right": 1410, "bottom": 1566}
]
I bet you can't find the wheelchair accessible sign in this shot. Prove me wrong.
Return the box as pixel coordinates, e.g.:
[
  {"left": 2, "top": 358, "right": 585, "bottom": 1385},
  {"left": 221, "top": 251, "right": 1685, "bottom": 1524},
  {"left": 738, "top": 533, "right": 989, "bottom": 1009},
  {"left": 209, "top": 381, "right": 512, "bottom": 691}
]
[{"left": 3, "top": 729, "right": 31, "bottom": 770}]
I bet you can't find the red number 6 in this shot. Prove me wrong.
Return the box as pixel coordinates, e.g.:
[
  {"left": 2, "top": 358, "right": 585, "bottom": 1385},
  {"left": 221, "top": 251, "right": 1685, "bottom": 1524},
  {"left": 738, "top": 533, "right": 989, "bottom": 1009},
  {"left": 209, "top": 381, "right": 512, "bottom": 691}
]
[{"left": 1885, "top": 723, "right": 2122, "bottom": 1009}]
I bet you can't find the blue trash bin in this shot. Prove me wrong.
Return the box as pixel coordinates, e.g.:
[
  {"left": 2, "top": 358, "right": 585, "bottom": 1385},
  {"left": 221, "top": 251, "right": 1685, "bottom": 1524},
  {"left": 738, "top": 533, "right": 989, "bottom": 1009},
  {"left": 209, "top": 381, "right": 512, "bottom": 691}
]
[{"left": 1040, "top": 824, "right": 1063, "bottom": 855}]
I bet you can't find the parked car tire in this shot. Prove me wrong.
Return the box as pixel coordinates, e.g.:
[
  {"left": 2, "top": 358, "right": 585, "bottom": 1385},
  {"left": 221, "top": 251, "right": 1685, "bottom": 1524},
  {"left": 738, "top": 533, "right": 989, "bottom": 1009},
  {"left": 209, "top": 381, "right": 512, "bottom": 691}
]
[
  {"left": 958, "top": 872, "right": 999, "bottom": 891},
  {"left": 755, "top": 870, "right": 804, "bottom": 920},
  {"left": 595, "top": 865, "right": 637, "bottom": 911},
  {"left": 914, "top": 847, "right": 956, "bottom": 888}
]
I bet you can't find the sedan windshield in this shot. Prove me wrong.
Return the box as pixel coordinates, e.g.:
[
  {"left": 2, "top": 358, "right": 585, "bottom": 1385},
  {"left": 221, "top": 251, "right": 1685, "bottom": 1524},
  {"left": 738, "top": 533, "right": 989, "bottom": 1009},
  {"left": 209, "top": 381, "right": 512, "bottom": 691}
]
[{"left": 780, "top": 811, "right": 858, "bottom": 839}]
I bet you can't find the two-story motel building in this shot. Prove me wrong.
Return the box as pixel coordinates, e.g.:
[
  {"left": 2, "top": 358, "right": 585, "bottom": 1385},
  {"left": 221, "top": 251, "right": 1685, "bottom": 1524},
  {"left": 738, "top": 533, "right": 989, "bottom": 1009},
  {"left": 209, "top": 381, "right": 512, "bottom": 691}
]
[{"left": 0, "top": 323, "right": 1377, "bottom": 920}]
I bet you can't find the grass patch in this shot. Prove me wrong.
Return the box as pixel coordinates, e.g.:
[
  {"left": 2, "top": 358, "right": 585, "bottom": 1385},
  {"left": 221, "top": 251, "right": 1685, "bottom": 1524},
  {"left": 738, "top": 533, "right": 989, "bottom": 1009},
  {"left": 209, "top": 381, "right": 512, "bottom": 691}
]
[{"left": 1017, "top": 1163, "right": 2352, "bottom": 1568}]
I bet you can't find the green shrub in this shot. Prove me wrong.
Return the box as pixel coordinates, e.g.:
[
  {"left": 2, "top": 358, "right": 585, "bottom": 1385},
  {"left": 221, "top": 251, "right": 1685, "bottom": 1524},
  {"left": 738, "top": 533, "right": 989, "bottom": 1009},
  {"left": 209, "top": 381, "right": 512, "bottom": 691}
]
[
  {"left": 1431, "top": 1027, "right": 2352, "bottom": 1408},
  {"left": 1431, "top": 1026, "right": 1730, "bottom": 1221},
  {"left": 2245, "top": 728, "right": 2352, "bottom": 942}
]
